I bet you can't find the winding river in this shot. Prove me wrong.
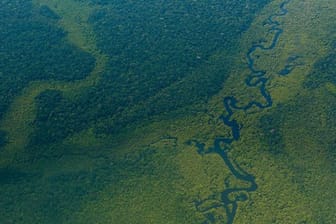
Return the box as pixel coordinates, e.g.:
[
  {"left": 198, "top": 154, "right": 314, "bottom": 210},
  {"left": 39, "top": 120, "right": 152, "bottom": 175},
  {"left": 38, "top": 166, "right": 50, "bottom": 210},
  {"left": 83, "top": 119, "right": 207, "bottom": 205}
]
[{"left": 188, "top": 1, "right": 292, "bottom": 223}]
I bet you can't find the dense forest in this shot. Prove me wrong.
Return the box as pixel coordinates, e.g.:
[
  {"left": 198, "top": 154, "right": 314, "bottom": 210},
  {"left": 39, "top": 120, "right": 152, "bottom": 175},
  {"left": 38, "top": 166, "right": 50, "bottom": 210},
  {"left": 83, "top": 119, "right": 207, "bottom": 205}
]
[
  {"left": 30, "top": 0, "right": 271, "bottom": 143},
  {"left": 0, "top": 1, "right": 95, "bottom": 121},
  {"left": 0, "top": 0, "right": 335, "bottom": 223}
]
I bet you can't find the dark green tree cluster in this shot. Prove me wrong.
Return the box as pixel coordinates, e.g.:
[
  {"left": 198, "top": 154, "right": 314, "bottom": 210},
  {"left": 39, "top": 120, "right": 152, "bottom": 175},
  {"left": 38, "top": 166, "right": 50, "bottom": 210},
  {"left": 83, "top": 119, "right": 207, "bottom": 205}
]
[
  {"left": 0, "top": 130, "right": 7, "bottom": 149},
  {"left": 32, "top": 0, "right": 271, "bottom": 143},
  {"left": 259, "top": 92, "right": 336, "bottom": 161},
  {"left": 304, "top": 46, "right": 336, "bottom": 88},
  {"left": 88, "top": 0, "right": 272, "bottom": 133},
  {"left": 258, "top": 106, "right": 286, "bottom": 155},
  {"left": 32, "top": 90, "right": 95, "bottom": 144},
  {"left": 0, "top": 0, "right": 95, "bottom": 119}
]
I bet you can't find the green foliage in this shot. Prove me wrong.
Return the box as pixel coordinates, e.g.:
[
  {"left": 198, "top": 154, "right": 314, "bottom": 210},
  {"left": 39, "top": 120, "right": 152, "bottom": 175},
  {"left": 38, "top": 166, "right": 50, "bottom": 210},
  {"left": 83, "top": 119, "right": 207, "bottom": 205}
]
[
  {"left": 39, "top": 5, "right": 60, "bottom": 20},
  {"left": 32, "top": 90, "right": 66, "bottom": 144},
  {"left": 89, "top": 0, "right": 272, "bottom": 111},
  {"left": 0, "top": 167, "right": 30, "bottom": 184},
  {"left": 0, "top": 130, "right": 7, "bottom": 149},
  {"left": 32, "top": 89, "right": 94, "bottom": 144},
  {"left": 272, "top": 90, "right": 336, "bottom": 221},
  {"left": 0, "top": 0, "right": 95, "bottom": 119},
  {"left": 304, "top": 47, "right": 336, "bottom": 88},
  {"left": 258, "top": 107, "right": 286, "bottom": 155},
  {"left": 0, "top": 138, "right": 184, "bottom": 223},
  {"left": 2, "top": 0, "right": 336, "bottom": 223},
  {"left": 31, "top": 0, "right": 271, "bottom": 142}
]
